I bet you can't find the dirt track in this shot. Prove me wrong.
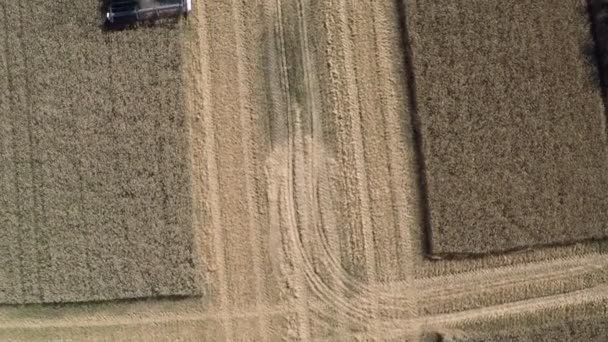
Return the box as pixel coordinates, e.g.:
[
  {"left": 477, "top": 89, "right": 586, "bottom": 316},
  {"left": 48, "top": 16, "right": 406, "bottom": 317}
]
[
  {"left": 186, "top": 0, "right": 416, "bottom": 337},
  {"left": 1, "top": 0, "right": 608, "bottom": 340}
]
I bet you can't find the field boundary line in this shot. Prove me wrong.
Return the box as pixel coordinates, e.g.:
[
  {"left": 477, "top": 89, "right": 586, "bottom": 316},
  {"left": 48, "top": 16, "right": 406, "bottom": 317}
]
[{"left": 0, "top": 305, "right": 294, "bottom": 330}]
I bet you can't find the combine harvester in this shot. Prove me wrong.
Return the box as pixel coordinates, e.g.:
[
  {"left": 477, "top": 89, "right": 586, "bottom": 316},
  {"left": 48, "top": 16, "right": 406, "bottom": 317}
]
[{"left": 105, "top": 0, "right": 192, "bottom": 25}]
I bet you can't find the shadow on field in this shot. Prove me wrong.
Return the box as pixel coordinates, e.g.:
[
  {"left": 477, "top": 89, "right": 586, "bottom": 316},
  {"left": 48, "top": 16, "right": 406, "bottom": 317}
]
[
  {"left": 0, "top": 294, "right": 195, "bottom": 311},
  {"left": 584, "top": 0, "right": 608, "bottom": 89},
  {"left": 585, "top": 0, "right": 608, "bottom": 145},
  {"left": 394, "top": 0, "right": 434, "bottom": 258}
]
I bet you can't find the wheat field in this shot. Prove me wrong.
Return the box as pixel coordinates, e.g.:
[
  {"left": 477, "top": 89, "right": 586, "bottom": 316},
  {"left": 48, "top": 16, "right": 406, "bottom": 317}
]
[{"left": 0, "top": 0, "right": 607, "bottom": 341}]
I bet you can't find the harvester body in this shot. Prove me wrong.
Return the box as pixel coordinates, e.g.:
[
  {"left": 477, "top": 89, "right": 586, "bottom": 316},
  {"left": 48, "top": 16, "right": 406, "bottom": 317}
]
[{"left": 105, "top": 0, "right": 191, "bottom": 25}]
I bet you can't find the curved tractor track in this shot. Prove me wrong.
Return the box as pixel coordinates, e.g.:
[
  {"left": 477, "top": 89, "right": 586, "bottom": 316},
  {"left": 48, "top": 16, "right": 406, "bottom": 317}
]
[{"left": 263, "top": 0, "right": 416, "bottom": 337}]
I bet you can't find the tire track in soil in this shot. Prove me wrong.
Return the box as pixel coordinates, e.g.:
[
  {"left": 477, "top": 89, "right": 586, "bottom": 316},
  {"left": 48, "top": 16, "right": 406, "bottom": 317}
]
[
  {"left": 229, "top": 0, "right": 268, "bottom": 339},
  {"left": 335, "top": 0, "right": 378, "bottom": 287},
  {"left": 423, "top": 284, "right": 608, "bottom": 328},
  {"left": 0, "top": 285, "right": 605, "bottom": 333},
  {"left": 418, "top": 255, "right": 608, "bottom": 299},
  {"left": 366, "top": 254, "right": 608, "bottom": 302},
  {"left": 312, "top": 0, "right": 413, "bottom": 305},
  {"left": 270, "top": 0, "right": 312, "bottom": 337},
  {"left": 0, "top": 305, "right": 295, "bottom": 330},
  {"left": 333, "top": 0, "right": 381, "bottom": 333},
  {"left": 264, "top": 0, "right": 417, "bottom": 337},
  {"left": 188, "top": 2, "right": 232, "bottom": 340},
  {"left": 311, "top": 0, "right": 419, "bottom": 330}
]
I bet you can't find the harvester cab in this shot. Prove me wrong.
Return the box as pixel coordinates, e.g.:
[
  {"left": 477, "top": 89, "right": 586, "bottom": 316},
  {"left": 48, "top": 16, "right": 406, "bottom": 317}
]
[{"left": 105, "top": 0, "right": 192, "bottom": 26}]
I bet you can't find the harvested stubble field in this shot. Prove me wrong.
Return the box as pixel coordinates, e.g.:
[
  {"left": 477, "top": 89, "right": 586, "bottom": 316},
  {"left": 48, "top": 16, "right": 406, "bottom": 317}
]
[{"left": 0, "top": 0, "right": 607, "bottom": 341}]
